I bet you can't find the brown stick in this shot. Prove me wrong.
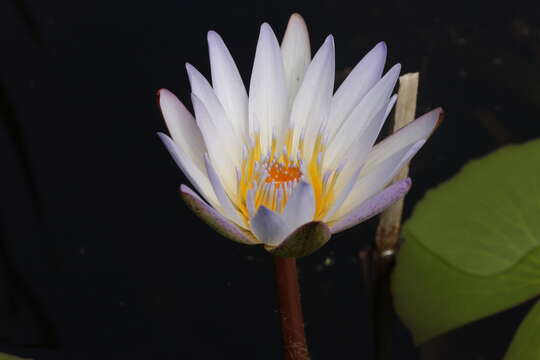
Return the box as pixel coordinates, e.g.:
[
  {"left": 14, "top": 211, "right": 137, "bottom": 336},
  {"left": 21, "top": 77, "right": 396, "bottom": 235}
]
[
  {"left": 372, "top": 73, "right": 419, "bottom": 360},
  {"left": 274, "top": 256, "right": 310, "bottom": 360}
]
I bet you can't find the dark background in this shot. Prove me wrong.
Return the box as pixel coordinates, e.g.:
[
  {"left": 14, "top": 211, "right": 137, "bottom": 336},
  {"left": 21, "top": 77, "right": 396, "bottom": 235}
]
[{"left": 1, "top": 0, "right": 539, "bottom": 359}]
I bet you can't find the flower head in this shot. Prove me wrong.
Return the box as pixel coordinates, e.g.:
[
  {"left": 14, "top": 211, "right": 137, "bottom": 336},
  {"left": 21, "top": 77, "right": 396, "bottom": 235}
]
[{"left": 158, "top": 14, "right": 442, "bottom": 257}]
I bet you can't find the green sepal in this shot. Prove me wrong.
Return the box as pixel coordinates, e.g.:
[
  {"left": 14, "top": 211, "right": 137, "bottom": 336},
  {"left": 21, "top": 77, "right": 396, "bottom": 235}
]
[{"left": 266, "top": 221, "right": 331, "bottom": 258}]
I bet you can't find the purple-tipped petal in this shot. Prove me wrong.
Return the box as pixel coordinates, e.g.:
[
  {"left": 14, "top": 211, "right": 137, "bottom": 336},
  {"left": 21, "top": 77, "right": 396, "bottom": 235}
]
[
  {"left": 330, "top": 178, "right": 412, "bottom": 234},
  {"left": 180, "top": 184, "right": 259, "bottom": 245},
  {"left": 268, "top": 221, "right": 331, "bottom": 258}
]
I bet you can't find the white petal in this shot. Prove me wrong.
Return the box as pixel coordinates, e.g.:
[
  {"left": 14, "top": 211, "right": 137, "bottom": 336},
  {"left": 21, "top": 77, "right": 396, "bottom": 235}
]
[
  {"left": 324, "top": 64, "right": 400, "bottom": 168},
  {"left": 327, "top": 42, "right": 387, "bottom": 138},
  {"left": 281, "top": 13, "right": 311, "bottom": 106},
  {"left": 158, "top": 89, "right": 206, "bottom": 171},
  {"left": 282, "top": 181, "right": 315, "bottom": 229},
  {"left": 204, "top": 154, "right": 243, "bottom": 225},
  {"left": 250, "top": 206, "right": 290, "bottom": 246},
  {"left": 191, "top": 94, "right": 238, "bottom": 194},
  {"left": 384, "top": 93, "right": 398, "bottom": 119},
  {"left": 333, "top": 140, "right": 425, "bottom": 220},
  {"left": 185, "top": 63, "right": 227, "bottom": 127},
  {"left": 324, "top": 166, "right": 362, "bottom": 221},
  {"left": 207, "top": 31, "right": 248, "bottom": 140},
  {"left": 363, "top": 108, "right": 443, "bottom": 172},
  {"left": 249, "top": 23, "right": 289, "bottom": 154},
  {"left": 185, "top": 64, "right": 241, "bottom": 161},
  {"left": 289, "top": 35, "right": 335, "bottom": 160},
  {"left": 330, "top": 178, "right": 412, "bottom": 234},
  {"left": 158, "top": 132, "right": 218, "bottom": 207},
  {"left": 328, "top": 94, "right": 397, "bottom": 192}
]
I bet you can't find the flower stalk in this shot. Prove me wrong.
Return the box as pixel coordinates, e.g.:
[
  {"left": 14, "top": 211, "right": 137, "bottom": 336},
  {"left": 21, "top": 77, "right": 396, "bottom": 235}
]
[
  {"left": 274, "top": 256, "right": 310, "bottom": 360},
  {"left": 373, "top": 73, "right": 419, "bottom": 360}
]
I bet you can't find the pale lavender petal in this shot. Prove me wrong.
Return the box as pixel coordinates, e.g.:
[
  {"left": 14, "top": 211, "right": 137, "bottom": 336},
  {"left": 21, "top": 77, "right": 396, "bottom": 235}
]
[
  {"left": 250, "top": 206, "right": 290, "bottom": 246},
  {"left": 330, "top": 178, "right": 412, "bottom": 234},
  {"left": 180, "top": 184, "right": 259, "bottom": 244},
  {"left": 335, "top": 140, "right": 424, "bottom": 219},
  {"left": 282, "top": 181, "right": 315, "bottom": 229}
]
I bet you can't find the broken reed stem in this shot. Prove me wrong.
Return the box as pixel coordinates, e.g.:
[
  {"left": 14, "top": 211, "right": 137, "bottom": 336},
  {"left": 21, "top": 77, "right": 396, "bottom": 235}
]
[
  {"left": 274, "top": 256, "right": 310, "bottom": 360},
  {"left": 376, "top": 72, "right": 419, "bottom": 253},
  {"left": 373, "top": 73, "right": 419, "bottom": 360}
]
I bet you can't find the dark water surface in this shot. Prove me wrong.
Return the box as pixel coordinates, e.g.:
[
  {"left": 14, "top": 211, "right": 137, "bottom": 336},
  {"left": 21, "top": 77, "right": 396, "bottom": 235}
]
[{"left": 1, "top": 0, "right": 539, "bottom": 358}]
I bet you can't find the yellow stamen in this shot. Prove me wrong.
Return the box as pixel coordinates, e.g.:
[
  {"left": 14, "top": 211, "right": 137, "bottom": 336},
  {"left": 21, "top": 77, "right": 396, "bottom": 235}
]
[{"left": 235, "top": 130, "right": 338, "bottom": 225}]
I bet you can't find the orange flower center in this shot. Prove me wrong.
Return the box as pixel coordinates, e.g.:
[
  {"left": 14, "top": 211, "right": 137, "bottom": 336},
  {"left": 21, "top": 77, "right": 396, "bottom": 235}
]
[
  {"left": 264, "top": 162, "right": 302, "bottom": 188},
  {"left": 234, "top": 131, "right": 337, "bottom": 225}
]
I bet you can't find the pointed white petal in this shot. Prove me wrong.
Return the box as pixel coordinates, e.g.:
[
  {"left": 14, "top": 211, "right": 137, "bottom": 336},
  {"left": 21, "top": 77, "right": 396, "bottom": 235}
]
[
  {"left": 204, "top": 154, "right": 243, "bottom": 225},
  {"left": 180, "top": 184, "right": 260, "bottom": 244},
  {"left": 281, "top": 13, "right": 311, "bottom": 106},
  {"left": 289, "top": 35, "right": 335, "bottom": 160},
  {"left": 334, "top": 140, "right": 425, "bottom": 219},
  {"left": 324, "top": 166, "right": 362, "bottom": 221},
  {"left": 327, "top": 42, "right": 387, "bottom": 138},
  {"left": 185, "top": 63, "right": 227, "bottom": 127},
  {"left": 325, "top": 64, "right": 400, "bottom": 167},
  {"left": 384, "top": 93, "right": 398, "bottom": 119},
  {"left": 191, "top": 94, "right": 237, "bottom": 193},
  {"left": 158, "top": 133, "right": 218, "bottom": 207},
  {"left": 186, "top": 64, "right": 241, "bottom": 160},
  {"left": 250, "top": 206, "right": 290, "bottom": 246},
  {"left": 249, "top": 23, "right": 289, "bottom": 153},
  {"left": 282, "top": 181, "right": 315, "bottom": 229},
  {"left": 207, "top": 31, "right": 248, "bottom": 140},
  {"left": 158, "top": 89, "right": 206, "bottom": 170},
  {"left": 363, "top": 108, "right": 443, "bottom": 172},
  {"left": 330, "top": 178, "right": 412, "bottom": 234},
  {"left": 328, "top": 94, "right": 397, "bottom": 191}
]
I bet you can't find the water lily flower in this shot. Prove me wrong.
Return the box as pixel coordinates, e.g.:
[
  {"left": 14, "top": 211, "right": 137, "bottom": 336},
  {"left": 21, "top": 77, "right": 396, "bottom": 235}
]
[{"left": 158, "top": 14, "right": 442, "bottom": 257}]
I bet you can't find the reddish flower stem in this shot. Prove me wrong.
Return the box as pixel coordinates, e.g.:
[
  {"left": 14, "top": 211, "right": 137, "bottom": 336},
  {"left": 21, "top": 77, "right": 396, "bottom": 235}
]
[{"left": 274, "top": 256, "right": 310, "bottom": 360}]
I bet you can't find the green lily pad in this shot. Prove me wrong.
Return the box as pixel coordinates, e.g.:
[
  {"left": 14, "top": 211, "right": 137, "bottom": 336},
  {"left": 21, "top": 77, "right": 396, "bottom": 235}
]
[
  {"left": 393, "top": 238, "right": 540, "bottom": 344},
  {"left": 392, "top": 139, "right": 540, "bottom": 346},
  {"left": 505, "top": 299, "right": 540, "bottom": 360},
  {"left": 403, "top": 140, "right": 540, "bottom": 276}
]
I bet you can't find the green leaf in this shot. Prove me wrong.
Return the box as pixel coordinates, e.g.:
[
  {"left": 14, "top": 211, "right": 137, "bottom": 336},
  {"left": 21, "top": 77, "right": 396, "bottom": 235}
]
[
  {"left": 505, "top": 300, "right": 540, "bottom": 360},
  {"left": 393, "top": 238, "right": 540, "bottom": 344},
  {"left": 403, "top": 140, "right": 540, "bottom": 276},
  {"left": 392, "top": 139, "right": 540, "bottom": 345}
]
